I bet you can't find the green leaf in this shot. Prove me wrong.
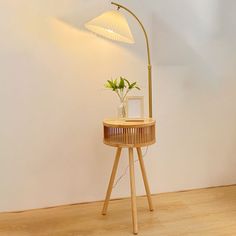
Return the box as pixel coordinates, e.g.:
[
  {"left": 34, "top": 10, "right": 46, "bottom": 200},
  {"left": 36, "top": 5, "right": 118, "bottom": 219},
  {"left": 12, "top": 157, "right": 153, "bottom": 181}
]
[
  {"left": 107, "top": 80, "right": 113, "bottom": 87},
  {"left": 129, "top": 82, "right": 137, "bottom": 89},
  {"left": 104, "top": 83, "right": 111, "bottom": 88},
  {"left": 124, "top": 78, "right": 131, "bottom": 87},
  {"left": 107, "top": 80, "right": 116, "bottom": 91},
  {"left": 119, "top": 77, "right": 125, "bottom": 89}
]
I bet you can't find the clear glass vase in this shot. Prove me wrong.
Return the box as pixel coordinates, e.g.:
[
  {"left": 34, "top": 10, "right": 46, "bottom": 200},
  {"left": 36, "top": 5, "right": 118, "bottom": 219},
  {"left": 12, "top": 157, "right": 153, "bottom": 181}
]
[{"left": 118, "top": 100, "right": 126, "bottom": 119}]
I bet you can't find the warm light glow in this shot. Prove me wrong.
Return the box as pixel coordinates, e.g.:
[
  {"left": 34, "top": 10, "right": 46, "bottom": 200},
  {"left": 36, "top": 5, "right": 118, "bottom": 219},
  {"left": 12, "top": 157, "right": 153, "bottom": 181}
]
[{"left": 85, "top": 10, "right": 134, "bottom": 44}]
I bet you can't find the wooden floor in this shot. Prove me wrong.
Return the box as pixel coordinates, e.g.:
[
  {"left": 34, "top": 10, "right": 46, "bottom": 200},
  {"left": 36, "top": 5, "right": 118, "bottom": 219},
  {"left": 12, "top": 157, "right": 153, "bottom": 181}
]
[{"left": 0, "top": 186, "right": 236, "bottom": 236}]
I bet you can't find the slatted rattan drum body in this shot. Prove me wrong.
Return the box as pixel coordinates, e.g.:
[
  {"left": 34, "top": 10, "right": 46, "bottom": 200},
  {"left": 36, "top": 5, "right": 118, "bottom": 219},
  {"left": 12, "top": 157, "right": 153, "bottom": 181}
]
[{"left": 103, "top": 119, "right": 156, "bottom": 148}]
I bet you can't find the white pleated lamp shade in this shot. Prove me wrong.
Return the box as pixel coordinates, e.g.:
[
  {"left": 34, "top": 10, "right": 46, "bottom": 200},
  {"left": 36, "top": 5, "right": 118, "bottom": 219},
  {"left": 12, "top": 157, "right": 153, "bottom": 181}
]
[{"left": 85, "top": 10, "right": 134, "bottom": 44}]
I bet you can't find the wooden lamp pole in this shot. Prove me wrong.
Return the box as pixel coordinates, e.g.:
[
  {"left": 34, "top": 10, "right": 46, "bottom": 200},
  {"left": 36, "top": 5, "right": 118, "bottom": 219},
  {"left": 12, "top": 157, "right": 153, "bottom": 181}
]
[{"left": 111, "top": 2, "right": 153, "bottom": 118}]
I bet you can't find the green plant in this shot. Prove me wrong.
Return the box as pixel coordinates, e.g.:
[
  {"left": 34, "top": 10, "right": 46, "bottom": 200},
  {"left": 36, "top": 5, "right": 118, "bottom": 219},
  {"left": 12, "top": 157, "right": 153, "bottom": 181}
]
[{"left": 105, "top": 76, "right": 140, "bottom": 102}]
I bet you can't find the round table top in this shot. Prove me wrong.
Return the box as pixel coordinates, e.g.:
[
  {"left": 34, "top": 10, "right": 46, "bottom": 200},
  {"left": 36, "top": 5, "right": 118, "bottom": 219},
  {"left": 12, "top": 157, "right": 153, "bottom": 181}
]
[{"left": 103, "top": 118, "right": 155, "bottom": 128}]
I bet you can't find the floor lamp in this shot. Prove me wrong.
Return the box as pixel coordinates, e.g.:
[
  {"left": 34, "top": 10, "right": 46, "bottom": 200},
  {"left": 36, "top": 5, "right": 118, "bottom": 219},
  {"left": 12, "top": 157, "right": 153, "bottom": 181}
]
[{"left": 85, "top": 3, "right": 155, "bottom": 234}]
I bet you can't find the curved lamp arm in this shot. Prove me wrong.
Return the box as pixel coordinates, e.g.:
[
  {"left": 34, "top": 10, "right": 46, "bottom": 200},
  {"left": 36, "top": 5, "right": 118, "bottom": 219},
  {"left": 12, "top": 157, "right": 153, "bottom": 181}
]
[{"left": 111, "top": 2, "right": 153, "bottom": 118}]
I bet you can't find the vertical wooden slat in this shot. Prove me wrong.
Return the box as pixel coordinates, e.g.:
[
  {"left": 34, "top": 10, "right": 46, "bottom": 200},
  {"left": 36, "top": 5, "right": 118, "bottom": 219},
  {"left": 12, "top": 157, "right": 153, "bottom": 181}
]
[
  {"left": 139, "top": 128, "right": 140, "bottom": 144},
  {"left": 122, "top": 128, "right": 124, "bottom": 143}
]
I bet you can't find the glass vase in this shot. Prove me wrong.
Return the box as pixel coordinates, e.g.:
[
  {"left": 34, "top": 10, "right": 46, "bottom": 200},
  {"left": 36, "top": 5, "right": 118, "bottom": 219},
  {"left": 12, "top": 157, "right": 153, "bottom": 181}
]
[{"left": 118, "top": 100, "right": 126, "bottom": 119}]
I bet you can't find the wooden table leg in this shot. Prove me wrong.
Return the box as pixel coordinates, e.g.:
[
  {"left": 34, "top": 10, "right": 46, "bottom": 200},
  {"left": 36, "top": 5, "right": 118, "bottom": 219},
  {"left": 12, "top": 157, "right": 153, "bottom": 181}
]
[
  {"left": 129, "top": 148, "right": 138, "bottom": 235},
  {"left": 102, "top": 147, "right": 122, "bottom": 215},
  {"left": 137, "top": 147, "right": 154, "bottom": 211}
]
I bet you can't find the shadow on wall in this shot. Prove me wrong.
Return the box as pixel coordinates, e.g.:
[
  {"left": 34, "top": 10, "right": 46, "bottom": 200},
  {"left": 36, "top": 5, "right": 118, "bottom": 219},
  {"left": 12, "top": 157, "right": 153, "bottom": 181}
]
[
  {"left": 151, "top": 0, "right": 236, "bottom": 70},
  {"left": 151, "top": 0, "right": 221, "bottom": 66},
  {"left": 55, "top": 0, "right": 153, "bottom": 73}
]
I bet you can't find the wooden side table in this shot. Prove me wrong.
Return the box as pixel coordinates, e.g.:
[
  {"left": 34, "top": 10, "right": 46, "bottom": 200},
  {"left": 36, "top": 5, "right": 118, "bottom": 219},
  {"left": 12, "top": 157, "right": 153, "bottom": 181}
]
[{"left": 102, "top": 118, "right": 156, "bottom": 235}]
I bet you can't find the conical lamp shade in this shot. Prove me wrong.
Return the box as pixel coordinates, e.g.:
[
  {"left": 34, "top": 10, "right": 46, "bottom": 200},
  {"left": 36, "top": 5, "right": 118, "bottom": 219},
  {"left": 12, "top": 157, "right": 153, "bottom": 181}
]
[{"left": 85, "top": 10, "right": 134, "bottom": 44}]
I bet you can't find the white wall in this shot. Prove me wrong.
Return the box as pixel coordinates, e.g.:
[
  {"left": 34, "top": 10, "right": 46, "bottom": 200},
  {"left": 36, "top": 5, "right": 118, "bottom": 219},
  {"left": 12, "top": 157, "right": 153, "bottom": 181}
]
[{"left": 0, "top": 0, "right": 236, "bottom": 212}]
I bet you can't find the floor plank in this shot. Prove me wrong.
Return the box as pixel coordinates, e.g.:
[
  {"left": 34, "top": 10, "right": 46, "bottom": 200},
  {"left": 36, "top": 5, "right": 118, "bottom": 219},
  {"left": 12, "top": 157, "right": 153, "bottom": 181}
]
[{"left": 0, "top": 186, "right": 236, "bottom": 235}]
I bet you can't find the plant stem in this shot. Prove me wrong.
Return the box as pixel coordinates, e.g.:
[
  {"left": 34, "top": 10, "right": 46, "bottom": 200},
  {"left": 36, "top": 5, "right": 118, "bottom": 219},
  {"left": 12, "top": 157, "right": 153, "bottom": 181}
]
[
  {"left": 115, "top": 90, "right": 122, "bottom": 100},
  {"left": 123, "top": 89, "right": 130, "bottom": 100}
]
